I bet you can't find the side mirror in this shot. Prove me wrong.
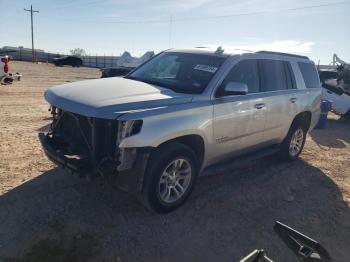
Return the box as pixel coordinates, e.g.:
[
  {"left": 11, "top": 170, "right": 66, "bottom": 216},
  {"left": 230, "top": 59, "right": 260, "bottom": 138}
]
[{"left": 223, "top": 82, "right": 248, "bottom": 96}]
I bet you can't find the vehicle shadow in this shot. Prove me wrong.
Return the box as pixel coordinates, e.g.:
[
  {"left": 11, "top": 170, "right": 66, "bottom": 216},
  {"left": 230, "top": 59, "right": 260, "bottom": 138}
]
[
  {"left": 310, "top": 117, "right": 350, "bottom": 149},
  {"left": 0, "top": 158, "right": 349, "bottom": 262}
]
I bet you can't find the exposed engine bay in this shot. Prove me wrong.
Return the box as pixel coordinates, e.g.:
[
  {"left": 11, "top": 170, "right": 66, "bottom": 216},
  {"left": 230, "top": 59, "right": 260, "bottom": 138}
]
[{"left": 44, "top": 106, "right": 142, "bottom": 176}]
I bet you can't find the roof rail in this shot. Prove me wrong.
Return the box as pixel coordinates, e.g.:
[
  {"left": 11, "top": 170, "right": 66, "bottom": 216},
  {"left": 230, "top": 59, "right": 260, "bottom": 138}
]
[{"left": 256, "top": 51, "right": 309, "bottom": 60}]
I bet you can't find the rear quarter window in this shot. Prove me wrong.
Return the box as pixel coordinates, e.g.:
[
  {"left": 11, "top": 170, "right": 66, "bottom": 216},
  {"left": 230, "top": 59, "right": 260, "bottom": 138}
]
[{"left": 298, "top": 62, "right": 320, "bottom": 88}]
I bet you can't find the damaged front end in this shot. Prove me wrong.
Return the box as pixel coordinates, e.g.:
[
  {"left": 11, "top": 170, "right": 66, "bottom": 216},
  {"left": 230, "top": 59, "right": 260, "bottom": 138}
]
[{"left": 39, "top": 107, "right": 148, "bottom": 183}]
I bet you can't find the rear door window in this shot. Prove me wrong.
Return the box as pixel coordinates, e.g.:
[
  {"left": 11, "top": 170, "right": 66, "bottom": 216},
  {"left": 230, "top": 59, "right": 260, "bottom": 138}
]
[
  {"left": 259, "top": 59, "right": 289, "bottom": 92},
  {"left": 298, "top": 62, "right": 320, "bottom": 88}
]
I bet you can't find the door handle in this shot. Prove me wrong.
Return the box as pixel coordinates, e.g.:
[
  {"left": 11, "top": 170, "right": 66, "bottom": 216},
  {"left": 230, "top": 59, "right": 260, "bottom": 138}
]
[
  {"left": 255, "top": 103, "right": 265, "bottom": 109},
  {"left": 290, "top": 97, "right": 297, "bottom": 103}
]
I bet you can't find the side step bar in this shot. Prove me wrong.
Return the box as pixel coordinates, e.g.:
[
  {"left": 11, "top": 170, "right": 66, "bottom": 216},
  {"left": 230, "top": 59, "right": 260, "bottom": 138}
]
[{"left": 201, "top": 146, "right": 280, "bottom": 177}]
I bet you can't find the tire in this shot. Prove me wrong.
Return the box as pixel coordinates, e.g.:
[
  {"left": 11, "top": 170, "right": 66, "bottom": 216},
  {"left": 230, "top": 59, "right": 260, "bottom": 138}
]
[
  {"left": 142, "top": 142, "right": 198, "bottom": 213},
  {"left": 279, "top": 121, "right": 307, "bottom": 161}
]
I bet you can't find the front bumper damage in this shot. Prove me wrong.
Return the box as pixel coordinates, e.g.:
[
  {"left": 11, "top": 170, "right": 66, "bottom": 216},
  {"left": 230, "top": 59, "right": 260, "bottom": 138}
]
[
  {"left": 39, "top": 132, "right": 151, "bottom": 194},
  {"left": 39, "top": 132, "right": 89, "bottom": 173},
  {"left": 38, "top": 106, "right": 152, "bottom": 194}
]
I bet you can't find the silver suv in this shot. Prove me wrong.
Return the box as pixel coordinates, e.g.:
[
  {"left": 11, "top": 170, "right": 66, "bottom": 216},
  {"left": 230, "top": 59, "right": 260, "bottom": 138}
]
[{"left": 39, "top": 48, "right": 321, "bottom": 213}]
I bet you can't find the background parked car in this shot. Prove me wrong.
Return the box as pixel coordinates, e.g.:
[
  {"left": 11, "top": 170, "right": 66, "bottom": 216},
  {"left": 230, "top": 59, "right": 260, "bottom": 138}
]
[
  {"left": 53, "top": 56, "right": 83, "bottom": 67},
  {"left": 100, "top": 66, "right": 135, "bottom": 78}
]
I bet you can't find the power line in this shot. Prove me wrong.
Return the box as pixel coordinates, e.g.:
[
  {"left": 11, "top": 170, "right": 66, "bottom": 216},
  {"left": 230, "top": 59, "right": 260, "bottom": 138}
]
[
  {"left": 43, "top": 0, "right": 350, "bottom": 24},
  {"left": 170, "top": 0, "right": 350, "bottom": 22},
  {"left": 24, "top": 5, "right": 40, "bottom": 62},
  {"left": 31, "top": 0, "right": 350, "bottom": 53},
  {"left": 53, "top": 0, "right": 103, "bottom": 10},
  {"left": 37, "top": 0, "right": 76, "bottom": 8},
  {"left": 36, "top": 0, "right": 350, "bottom": 24}
]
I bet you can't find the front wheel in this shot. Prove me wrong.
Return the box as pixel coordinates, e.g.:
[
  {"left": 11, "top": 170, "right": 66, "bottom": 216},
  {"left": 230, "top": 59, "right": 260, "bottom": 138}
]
[
  {"left": 279, "top": 124, "right": 307, "bottom": 161},
  {"left": 142, "top": 142, "right": 198, "bottom": 213}
]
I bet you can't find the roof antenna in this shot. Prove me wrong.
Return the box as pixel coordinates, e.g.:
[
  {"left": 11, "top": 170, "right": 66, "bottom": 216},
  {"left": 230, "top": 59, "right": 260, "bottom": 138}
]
[{"left": 215, "top": 46, "right": 224, "bottom": 54}]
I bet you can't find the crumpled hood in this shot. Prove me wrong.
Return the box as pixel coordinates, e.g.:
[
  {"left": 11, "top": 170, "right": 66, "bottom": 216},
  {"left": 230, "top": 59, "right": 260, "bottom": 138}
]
[{"left": 45, "top": 77, "right": 193, "bottom": 119}]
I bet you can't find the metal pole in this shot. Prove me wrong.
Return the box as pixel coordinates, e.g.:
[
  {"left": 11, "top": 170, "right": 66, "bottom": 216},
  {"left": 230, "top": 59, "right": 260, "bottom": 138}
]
[
  {"left": 30, "top": 5, "right": 34, "bottom": 61},
  {"left": 24, "top": 5, "right": 39, "bottom": 62}
]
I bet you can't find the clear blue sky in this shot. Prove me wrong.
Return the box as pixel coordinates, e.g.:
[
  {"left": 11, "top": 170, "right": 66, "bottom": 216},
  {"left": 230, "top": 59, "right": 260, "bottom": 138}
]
[{"left": 1, "top": 0, "right": 349, "bottom": 64}]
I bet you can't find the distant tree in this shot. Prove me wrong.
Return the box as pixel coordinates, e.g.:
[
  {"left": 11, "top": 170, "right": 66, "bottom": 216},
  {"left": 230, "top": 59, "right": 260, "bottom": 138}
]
[{"left": 70, "top": 48, "right": 86, "bottom": 57}]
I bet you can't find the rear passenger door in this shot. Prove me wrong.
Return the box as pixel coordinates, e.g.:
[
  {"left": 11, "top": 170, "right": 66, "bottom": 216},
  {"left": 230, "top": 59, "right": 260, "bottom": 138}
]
[{"left": 258, "top": 59, "right": 300, "bottom": 144}]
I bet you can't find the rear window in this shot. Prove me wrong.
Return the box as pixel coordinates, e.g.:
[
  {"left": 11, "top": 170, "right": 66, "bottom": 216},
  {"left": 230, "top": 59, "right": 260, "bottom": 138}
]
[
  {"left": 298, "top": 62, "right": 320, "bottom": 88},
  {"left": 259, "top": 59, "right": 289, "bottom": 92}
]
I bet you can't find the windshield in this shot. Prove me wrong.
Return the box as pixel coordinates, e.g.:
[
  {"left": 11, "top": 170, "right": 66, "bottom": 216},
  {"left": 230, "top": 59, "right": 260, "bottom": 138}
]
[{"left": 126, "top": 52, "right": 226, "bottom": 94}]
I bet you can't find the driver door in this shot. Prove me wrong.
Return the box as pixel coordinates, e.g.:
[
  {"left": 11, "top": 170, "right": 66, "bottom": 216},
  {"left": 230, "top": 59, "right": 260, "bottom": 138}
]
[{"left": 212, "top": 59, "right": 267, "bottom": 161}]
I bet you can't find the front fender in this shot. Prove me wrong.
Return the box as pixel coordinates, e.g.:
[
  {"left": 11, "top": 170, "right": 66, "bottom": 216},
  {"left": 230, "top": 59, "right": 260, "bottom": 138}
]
[{"left": 118, "top": 106, "right": 213, "bottom": 149}]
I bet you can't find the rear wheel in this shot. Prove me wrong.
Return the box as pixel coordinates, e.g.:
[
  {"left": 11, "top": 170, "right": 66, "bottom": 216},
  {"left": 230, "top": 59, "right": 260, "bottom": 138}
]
[
  {"left": 142, "top": 142, "right": 198, "bottom": 213},
  {"left": 279, "top": 123, "right": 307, "bottom": 161}
]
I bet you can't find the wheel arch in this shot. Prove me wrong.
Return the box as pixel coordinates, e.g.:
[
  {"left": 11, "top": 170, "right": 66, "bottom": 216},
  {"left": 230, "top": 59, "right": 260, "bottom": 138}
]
[
  {"left": 153, "top": 134, "right": 205, "bottom": 169},
  {"left": 291, "top": 111, "right": 312, "bottom": 131}
]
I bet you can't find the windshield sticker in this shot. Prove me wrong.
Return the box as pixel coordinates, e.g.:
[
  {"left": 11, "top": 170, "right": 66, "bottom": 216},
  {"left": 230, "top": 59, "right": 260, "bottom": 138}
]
[{"left": 193, "top": 64, "right": 218, "bottom": 73}]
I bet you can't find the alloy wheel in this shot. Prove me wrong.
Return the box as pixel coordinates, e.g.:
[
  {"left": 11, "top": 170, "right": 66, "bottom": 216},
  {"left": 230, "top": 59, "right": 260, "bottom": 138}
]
[
  {"left": 289, "top": 128, "right": 304, "bottom": 157},
  {"left": 158, "top": 158, "right": 192, "bottom": 204}
]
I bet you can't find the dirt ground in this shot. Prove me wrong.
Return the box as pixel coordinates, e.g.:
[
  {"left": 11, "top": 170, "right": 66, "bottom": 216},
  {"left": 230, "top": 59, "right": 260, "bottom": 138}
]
[{"left": 0, "top": 61, "right": 349, "bottom": 262}]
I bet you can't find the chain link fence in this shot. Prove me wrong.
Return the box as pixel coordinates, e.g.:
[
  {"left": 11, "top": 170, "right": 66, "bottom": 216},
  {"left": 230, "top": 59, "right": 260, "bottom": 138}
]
[{"left": 1, "top": 47, "right": 121, "bottom": 68}]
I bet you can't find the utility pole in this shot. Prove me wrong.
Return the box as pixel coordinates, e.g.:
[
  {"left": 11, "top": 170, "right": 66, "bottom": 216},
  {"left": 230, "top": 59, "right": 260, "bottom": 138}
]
[{"left": 24, "top": 5, "right": 39, "bottom": 62}]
